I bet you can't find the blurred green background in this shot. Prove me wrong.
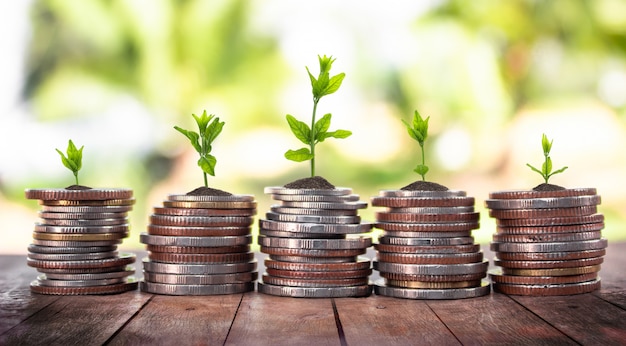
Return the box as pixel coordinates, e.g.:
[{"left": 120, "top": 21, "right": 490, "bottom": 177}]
[{"left": 1, "top": 0, "right": 625, "bottom": 253}]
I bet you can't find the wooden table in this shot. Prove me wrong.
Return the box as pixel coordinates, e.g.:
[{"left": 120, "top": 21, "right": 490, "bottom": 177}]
[{"left": 1, "top": 243, "right": 625, "bottom": 345}]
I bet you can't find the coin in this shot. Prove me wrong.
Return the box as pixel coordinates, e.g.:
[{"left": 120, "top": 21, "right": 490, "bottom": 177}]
[
  {"left": 142, "top": 258, "right": 257, "bottom": 274},
  {"left": 381, "top": 232, "right": 473, "bottom": 242},
  {"left": 490, "top": 238, "right": 608, "bottom": 253},
  {"left": 149, "top": 215, "right": 254, "bottom": 227},
  {"left": 140, "top": 281, "right": 254, "bottom": 295},
  {"left": 259, "top": 220, "right": 373, "bottom": 234},
  {"left": 269, "top": 255, "right": 357, "bottom": 263},
  {"left": 385, "top": 206, "right": 475, "bottom": 214},
  {"left": 377, "top": 236, "right": 475, "bottom": 246},
  {"left": 153, "top": 207, "right": 256, "bottom": 217},
  {"left": 374, "top": 280, "right": 490, "bottom": 299},
  {"left": 27, "top": 253, "right": 135, "bottom": 269},
  {"left": 385, "top": 279, "right": 482, "bottom": 289},
  {"left": 375, "top": 222, "right": 479, "bottom": 232},
  {"left": 25, "top": 188, "right": 133, "bottom": 201},
  {"left": 489, "top": 206, "right": 597, "bottom": 219},
  {"left": 489, "top": 188, "right": 597, "bottom": 199},
  {"left": 492, "top": 231, "right": 602, "bottom": 243},
  {"left": 167, "top": 194, "right": 255, "bottom": 202},
  {"left": 496, "top": 222, "right": 605, "bottom": 235},
  {"left": 30, "top": 280, "right": 138, "bottom": 295},
  {"left": 32, "top": 232, "right": 128, "bottom": 241},
  {"left": 147, "top": 225, "right": 251, "bottom": 237},
  {"left": 143, "top": 272, "right": 258, "bottom": 285},
  {"left": 270, "top": 206, "right": 357, "bottom": 216},
  {"left": 146, "top": 245, "right": 250, "bottom": 254},
  {"left": 265, "top": 212, "right": 361, "bottom": 224},
  {"left": 265, "top": 268, "right": 372, "bottom": 279},
  {"left": 492, "top": 279, "right": 601, "bottom": 296},
  {"left": 262, "top": 275, "right": 369, "bottom": 287},
  {"left": 278, "top": 201, "right": 368, "bottom": 210},
  {"left": 485, "top": 195, "right": 601, "bottom": 210},
  {"left": 264, "top": 257, "right": 371, "bottom": 271},
  {"left": 148, "top": 252, "right": 254, "bottom": 264},
  {"left": 27, "top": 251, "right": 117, "bottom": 261},
  {"left": 494, "top": 256, "right": 604, "bottom": 269},
  {"left": 39, "top": 199, "right": 136, "bottom": 206},
  {"left": 259, "top": 229, "right": 346, "bottom": 239},
  {"left": 373, "top": 260, "right": 489, "bottom": 275},
  {"left": 489, "top": 270, "right": 597, "bottom": 285},
  {"left": 31, "top": 239, "right": 122, "bottom": 247},
  {"left": 261, "top": 246, "right": 366, "bottom": 257},
  {"left": 43, "top": 267, "right": 135, "bottom": 280},
  {"left": 264, "top": 187, "right": 352, "bottom": 196},
  {"left": 41, "top": 205, "right": 134, "bottom": 213},
  {"left": 375, "top": 212, "right": 479, "bottom": 224},
  {"left": 39, "top": 211, "right": 128, "bottom": 220},
  {"left": 163, "top": 201, "right": 257, "bottom": 209},
  {"left": 140, "top": 233, "right": 252, "bottom": 247},
  {"left": 376, "top": 252, "right": 483, "bottom": 265},
  {"left": 40, "top": 218, "right": 128, "bottom": 227},
  {"left": 496, "top": 214, "right": 604, "bottom": 227},
  {"left": 257, "top": 282, "right": 372, "bottom": 298},
  {"left": 36, "top": 275, "right": 127, "bottom": 287},
  {"left": 495, "top": 249, "right": 606, "bottom": 261},
  {"left": 271, "top": 194, "right": 360, "bottom": 202},
  {"left": 27, "top": 244, "right": 117, "bottom": 254},
  {"left": 501, "top": 265, "right": 601, "bottom": 276},
  {"left": 378, "top": 190, "right": 467, "bottom": 197},
  {"left": 258, "top": 236, "right": 372, "bottom": 250},
  {"left": 371, "top": 196, "right": 475, "bottom": 208},
  {"left": 380, "top": 272, "right": 486, "bottom": 283},
  {"left": 34, "top": 224, "right": 129, "bottom": 234},
  {"left": 374, "top": 243, "right": 480, "bottom": 254}
]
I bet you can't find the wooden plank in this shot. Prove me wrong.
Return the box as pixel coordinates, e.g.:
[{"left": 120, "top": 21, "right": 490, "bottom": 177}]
[
  {"left": 594, "top": 241, "right": 626, "bottom": 309},
  {"left": 512, "top": 294, "right": 626, "bottom": 344},
  {"left": 108, "top": 293, "right": 242, "bottom": 345},
  {"left": 427, "top": 293, "right": 577, "bottom": 345},
  {"left": 225, "top": 292, "right": 340, "bottom": 345},
  {"left": 0, "top": 290, "right": 150, "bottom": 345},
  {"left": 335, "top": 295, "right": 460, "bottom": 345}
]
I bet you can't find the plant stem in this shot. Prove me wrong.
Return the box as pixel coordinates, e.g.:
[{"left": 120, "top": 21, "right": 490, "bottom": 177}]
[
  {"left": 310, "top": 98, "right": 319, "bottom": 177},
  {"left": 421, "top": 144, "right": 426, "bottom": 181},
  {"left": 74, "top": 173, "right": 79, "bottom": 185},
  {"left": 203, "top": 172, "right": 208, "bottom": 187}
]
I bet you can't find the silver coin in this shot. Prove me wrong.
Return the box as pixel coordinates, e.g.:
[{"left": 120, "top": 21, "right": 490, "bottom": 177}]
[
  {"left": 140, "top": 281, "right": 254, "bottom": 295},
  {"left": 40, "top": 218, "right": 128, "bottom": 227},
  {"left": 269, "top": 255, "right": 357, "bottom": 263},
  {"left": 375, "top": 222, "right": 479, "bottom": 232},
  {"left": 44, "top": 267, "right": 135, "bottom": 280},
  {"left": 378, "top": 190, "right": 467, "bottom": 197},
  {"left": 374, "top": 280, "right": 490, "bottom": 299},
  {"left": 485, "top": 195, "right": 601, "bottom": 210},
  {"left": 380, "top": 231, "right": 473, "bottom": 238},
  {"left": 262, "top": 274, "right": 369, "bottom": 288},
  {"left": 167, "top": 194, "right": 255, "bottom": 202},
  {"left": 265, "top": 212, "right": 361, "bottom": 224},
  {"left": 140, "top": 233, "right": 252, "bottom": 247},
  {"left": 143, "top": 271, "right": 258, "bottom": 285},
  {"left": 490, "top": 238, "right": 608, "bottom": 253},
  {"left": 259, "top": 220, "right": 373, "bottom": 234},
  {"left": 142, "top": 258, "right": 257, "bottom": 274},
  {"left": 271, "top": 194, "right": 360, "bottom": 202},
  {"left": 41, "top": 205, "right": 133, "bottom": 213},
  {"left": 36, "top": 266, "right": 128, "bottom": 274},
  {"left": 27, "top": 244, "right": 117, "bottom": 254},
  {"left": 37, "top": 275, "right": 128, "bottom": 287},
  {"left": 39, "top": 211, "right": 128, "bottom": 220},
  {"left": 279, "top": 201, "right": 368, "bottom": 210},
  {"left": 32, "top": 239, "right": 122, "bottom": 247},
  {"left": 264, "top": 186, "right": 352, "bottom": 196},
  {"left": 259, "top": 229, "right": 345, "bottom": 239},
  {"left": 385, "top": 206, "right": 475, "bottom": 214},
  {"left": 257, "top": 282, "right": 371, "bottom": 297},
  {"left": 374, "top": 260, "right": 489, "bottom": 275},
  {"left": 27, "top": 251, "right": 118, "bottom": 261},
  {"left": 265, "top": 257, "right": 371, "bottom": 271},
  {"left": 150, "top": 215, "right": 254, "bottom": 226},
  {"left": 258, "top": 236, "right": 372, "bottom": 250},
  {"left": 270, "top": 206, "right": 357, "bottom": 216},
  {"left": 377, "top": 236, "right": 475, "bottom": 246},
  {"left": 27, "top": 253, "right": 136, "bottom": 269},
  {"left": 34, "top": 224, "right": 130, "bottom": 234}
]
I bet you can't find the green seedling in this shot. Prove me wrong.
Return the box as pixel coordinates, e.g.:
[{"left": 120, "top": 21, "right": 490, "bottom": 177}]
[
  {"left": 174, "top": 110, "right": 225, "bottom": 187},
  {"left": 284, "top": 55, "right": 352, "bottom": 177},
  {"left": 56, "top": 139, "right": 83, "bottom": 185},
  {"left": 402, "top": 110, "right": 430, "bottom": 180},
  {"left": 526, "top": 133, "right": 568, "bottom": 184}
]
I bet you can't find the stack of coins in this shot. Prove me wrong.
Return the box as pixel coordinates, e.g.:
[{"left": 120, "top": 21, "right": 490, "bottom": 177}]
[
  {"left": 140, "top": 193, "right": 257, "bottom": 295},
  {"left": 257, "top": 186, "right": 373, "bottom": 298},
  {"left": 24, "top": 188, "right": 137, "bottom": 295},
  {"left": 486, "top": 188, "right": 605, "bottom": 296},
  {"left": 370, "top": 189, "right": 490, "bottom": 299}
]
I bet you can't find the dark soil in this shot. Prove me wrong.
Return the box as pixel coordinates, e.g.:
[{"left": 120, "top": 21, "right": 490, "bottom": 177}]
[
  {"left": 533, "top": 183, "right": 566, "bottom": 191},
  {"left": 186, "top": 186, "right": 233, "bottom": 196},
  {"left": 284, "top": 176, "right": 336, "bottom": 189},
  {"left": 401, "top": 180, "right": 449, "bottom": 191},
  {"left": 65, "top": 185, "right": 92, "bottom": 190}
]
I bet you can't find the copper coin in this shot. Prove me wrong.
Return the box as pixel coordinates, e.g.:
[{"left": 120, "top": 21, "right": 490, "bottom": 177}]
[
  {"left": 381, "top": 230, "right": 473, "bottom": 238},
  {"left": 378, "top": 190, "right": 467, "bottom": 197},
  {"left": 167, "top": 194, "right": 255, "bottom": 202},
  {"left": 148, "top": 252, "right": 254, "bottom": 264},
  {"left": 31, "top": 239, "right": 122, "bottom": 247},
  {"left": 269, "top": 255, "right": 357, "bottom": 263},
  {"left": 27, "top": 251, "right": 117, "bottom": 261},
  {"left": 145, "top": 245, "right": 250, "bottom": 254},
  {"left": 485, "top": 195, "right": 601, "bottom": 210},
  {"left": 259, "top": 219, "right": 373, "bottom": 234},
  {"left": 39, "top": 211, "right": 128, "bottom": 220},
  {"left": 147, "top": 225, "right": 251, "bottom": 237},
  {"left": 496, "top": 214, "right": 604, "bottom": 227},
  {"left": 264, "top": 258, "right": 371, "bottom": 272},
  {"left": 270, "top": 206, "right": 357, "bottom": 216},
  {"left": 491, "top": 238, "right": 607, "bottom": 253},
  {"left": 36, "top": 266, "right": 129, "bottom": 274},
  {"left": 278, "top": 201, "right": 368, "bottom": 210},
  {"left": 264, "top": 186, "right": 352, "bottom": 196},
  {"left": 496, "top": 222, "right": 604, "bottom": 235},
  {"left": 265, "top": 268, "right": 372, "bottom": 279},
  {"left": 380, "top": 272, "right": 486, "bottom": 283},
  {"left": 262, "top": 274, "right": 369, "bottom": 287},
  {"left": 492, "top": 231, "right": 602, "bottom": 243},
  {"left": 374, "top": 243, "right": 480, "bottom": 254},
  {"left": 385, "top": 206, "right": 475, "bottom": 214},
  {"left": 374, "top": 260, "right": 489, "bottom": 275},
  {"left": 385, "top": 279, "right": 482, "bottom": 289},
  {"left": 489, "top": 188, "right": 597, "bottom": 199},
  {"left": 30, "top": 280, "right": 138, "bottom": 295},
  {"left": 494, "top": 257, "right": 604, "bottom": 269},
  {"left": 501, "top": 265, "right": 601, "bottom": 276},
  {"left": 261, "top": 246, "right": 366, "bottom": 258},
  {"left": 377, "top": 252, "right": 483, "bottom": 265},
  {"left": 376, "top": 212, "right": 479, "bottom": 223},
  {"left": 25, "top": 188, "right": 133, "bottom": 201},
  {"left": 27, "top": 254, "right": 136, "bottom": 269},
  {"left": 375, "top": 222, "right": 479, "bottom": 232},
  {"left": 489, "top": 270, "right": 597, "bottom": 285},
  {"left": 39, "top": 198, "right": 136, "bottom": 206},
  {"left": 374, "top": 280, "right": 490, "bottom": 300},
  {"left": 270, "top": 194, "right": 360, "bottom": 202},
  {"left": 153, "top": 207, "right": 256, "bottom": 217},
  {"left": 259, "top": 228, "right": 345, "bottom": 239},
  {"left": 492, "top": 279, "right": 601, "bottom": 296},
  {"left": 163, "top": 201, "right": 257, "bottom": 209},
  {"left": 378, "top": 236, "right": 474, "bottom": 246},
  {"left": 495, "top": 249, "right": 606, "bottom": 261},
  {"left": 140, "top": 233, "right": 252, "bottom": 247},
  {"left": 489, "top": 206, "right": 597, "bottom": 219},
  {"left": 149, "top": 215, "right": 254, "bottom": 227},
  {"left": 371, "top": 196, "right": 475, "bottom": 208},
  {"left": 27, "top": 244, "right": 117, "bottom": 254},
  {"left": 32, "top": 232, "right": 128, "bottom": 241},
  {"left": 40, "top": 205, "right": 133, "bottom": 213}
]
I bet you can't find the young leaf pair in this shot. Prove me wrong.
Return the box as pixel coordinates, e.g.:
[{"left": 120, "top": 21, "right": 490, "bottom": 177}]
[{"left": 526, "top": 133, "right": 568, "bottom": 184}]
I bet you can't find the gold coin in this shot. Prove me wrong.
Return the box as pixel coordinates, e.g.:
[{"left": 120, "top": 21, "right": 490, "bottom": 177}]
[
  {"left": 384, "top": 279, "right": 482, "bottom": 289},
  {"left": 501, "top": 265, "right": 601, "bottom": 277}
]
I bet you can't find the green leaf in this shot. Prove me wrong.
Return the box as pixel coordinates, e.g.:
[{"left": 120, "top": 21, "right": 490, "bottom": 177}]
[
  {"left": 286, "top": 114, "right": 311, "bottom": 145},
  {"left": 320, "top": 73, "right": 345, "bottom": 97},
  {"left": 320, "top": 129, "right": 352, "bottom": 141},
  {"left": 414, "top": 164, "right": 429, "bottom": 176},
  {"left": 526, "top": 163, "right": 544, "bottom": 176},
  {"left": 541, "top": 133, "right": 552, "bottom": 154},
  {"left": 314, "top": 113, "right": 332, "bottom": 141},
  {"left": 204, "top": 116, "right": 225, "bottom": 144},
  {"left": 56, "top": 149, "right": 75, "bottom": 171},
  {"left": 285, "top": 148, "right": 314, "bottom": 162},
  {"left": 542, "top": 157, "right": 553, "bottom": 176},
  {"left": 318, "top": 55, "right": 335, "bottom": 75},
  {"left": 174, "top": 126, "right": 202, "bottom": 153},
  {"left": 549, "top": 166, "right": 569, "bottom": 178},
  {"left": 197, "top": 155, "right": 217, "bottom": 176},
  {"left": 192, "top": 111, "right": 212, "bottom": 133}
]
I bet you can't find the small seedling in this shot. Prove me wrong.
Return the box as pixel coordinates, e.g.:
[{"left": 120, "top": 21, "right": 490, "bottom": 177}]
[
  {"left": 56, "top": 139, "right": 83, "bottom": 185},
  {"left": 526, "top": 133, "right": 568, "bottom": 184},
  {"left": 174, "top": 110, "right": 224, "bottom": 187},
  {"left": 284, "top": 55, "right": 352, "bottom": 177},
  {"left": 403, "top": 110, "right": 430, "bottom": 180}
]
